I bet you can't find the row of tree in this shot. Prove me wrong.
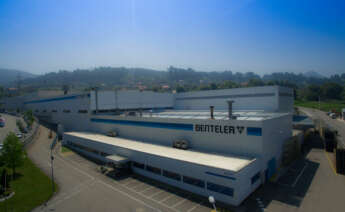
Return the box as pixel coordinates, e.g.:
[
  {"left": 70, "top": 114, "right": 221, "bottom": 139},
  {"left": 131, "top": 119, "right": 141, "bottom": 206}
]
[
  {"left": 1, "top": 66, "right": 344, "bottom": 102},
  {"left": 0, "top": 132, "right": 25, "bottom": 195}
]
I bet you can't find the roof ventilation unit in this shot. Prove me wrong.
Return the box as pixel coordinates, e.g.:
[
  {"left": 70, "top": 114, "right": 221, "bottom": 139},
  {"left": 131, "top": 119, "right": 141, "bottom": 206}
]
[
  {"left": 227, "top": 100, "right": 236, "bottom": 120},
  {"left": 210, "top": 106, "right": 214, "bottom": 119},
  {"left": 173, "top": 139, "right": 189, "bottom": 150}
]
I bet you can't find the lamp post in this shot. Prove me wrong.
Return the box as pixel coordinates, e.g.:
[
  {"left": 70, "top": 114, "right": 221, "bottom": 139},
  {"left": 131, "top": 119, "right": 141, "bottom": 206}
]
[
  {"left": 51, "top": 148, "right": 55, "bottom": 193},
  {"left": 209, "top": 196, "right": 217, "bottom": 212}
]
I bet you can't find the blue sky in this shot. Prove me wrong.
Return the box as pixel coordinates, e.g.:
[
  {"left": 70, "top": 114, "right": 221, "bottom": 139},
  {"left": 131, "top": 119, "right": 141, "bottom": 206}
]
[{"left": 0, "top": 0, "right": 344, "bottom": 75}]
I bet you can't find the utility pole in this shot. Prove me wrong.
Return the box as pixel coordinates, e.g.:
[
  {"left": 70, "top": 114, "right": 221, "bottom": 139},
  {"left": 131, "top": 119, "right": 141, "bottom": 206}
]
[
  {"left": 318, "top": 96, "right": 321, "bottom": 110},
  {"left": 50, "top": 148, "right": 55, "bottom": 193},
  {"left": 4, "top": 173, "right": 7, "bottom": 212}
]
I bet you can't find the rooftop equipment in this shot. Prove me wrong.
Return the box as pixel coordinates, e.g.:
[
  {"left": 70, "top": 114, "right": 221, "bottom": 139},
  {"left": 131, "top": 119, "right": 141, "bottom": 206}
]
[
  {"left": 210, "top": 106, "right": 214, "bottom": 119},
  {"left": 227, "top": 100, "right": 235, "bottom": 119}
]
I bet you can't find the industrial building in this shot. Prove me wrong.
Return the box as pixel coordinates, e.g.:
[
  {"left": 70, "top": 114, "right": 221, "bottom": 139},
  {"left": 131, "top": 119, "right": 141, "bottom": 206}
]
[{"left": 1, "top": 86, "right": 294, "bottom": 206}]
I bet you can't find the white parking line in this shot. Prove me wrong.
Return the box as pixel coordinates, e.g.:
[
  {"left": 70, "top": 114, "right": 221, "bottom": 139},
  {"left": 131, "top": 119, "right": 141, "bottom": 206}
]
[
  {"left": 41, "top": 148, "right": 163, "bottom": 212},
  {"left": 98, "top": 181, "right": 162, "bottom": 212},
  {"left": 171, "top": 198, "right": 187, "bottom": 208},
  {"left": 122, "top": 179, "right": 135, "bottom": 186},
  {"left": 132, "top": 183, "right": 147, "bottom": 190},
  {"left": 159, "top": 194, "right": 174, "bottom": 203},
  {"left": 123, "top": 182, "right": 180, "bottom": 212},
  {"left": 292, "top": 163, "right": 307, "bottom": 187},
  {"left": 140, "top": 186, "right": 155, "bottom": 193},
  {"left": 126, "top": 181, "right": 140, "bottom": 188},
  {"left": 186, "top": 201, "right": 203, "bottom": 212},
  {"left": 149, "top": 190, "right": 165, "bottom": 198}
]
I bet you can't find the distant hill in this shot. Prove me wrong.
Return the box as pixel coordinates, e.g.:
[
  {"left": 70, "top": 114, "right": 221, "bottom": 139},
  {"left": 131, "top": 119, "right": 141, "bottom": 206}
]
[
  {"left": 0, "top": 68, "right": 37, "bottom": 86},
  {"left": 303, "top": 71, "right": 325, "bottom": 79},
  {"left": 5, "top": 66, "right": 344, "bottom": 91}
]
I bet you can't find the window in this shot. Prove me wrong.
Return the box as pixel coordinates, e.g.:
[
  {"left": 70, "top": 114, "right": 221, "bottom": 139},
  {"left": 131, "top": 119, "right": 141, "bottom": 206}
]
[
  {"left": 63, "top": 109, "right": 71, "bottom": 113},
  {"left": 35, "top": 109, "right": 39, "bottom": 112},
  {"left": 251, "top": 172, "right": 260, "bottom": 185},
  {"left": 78, "top": 110, "right": 88, "bottom": 113},
  {"left": 52, "top": 110, "right": 57, "bottom": 112},
  {"left": 132, "top": 162, "right": 145, "bottom": 169},
  {"left": 42, "top": 110, "right": 47, "bottom": 113},
  {"left": 146, "top": 165, "right": 161, "bottom": 175},
  {"left": 183, "top": 176, "right": 205, "bottom": 188},
  {"left": 207, "top": 182, "right": 233, "bottom": 197},
  {"left": 163, "top": 170, "right": 181, "bottom": 181},
  {"left": 100, "top": 152, "right": 110, "bottom": 157},
  {"left": 68, "top": 142, "right": 99, "bottom": 155}
]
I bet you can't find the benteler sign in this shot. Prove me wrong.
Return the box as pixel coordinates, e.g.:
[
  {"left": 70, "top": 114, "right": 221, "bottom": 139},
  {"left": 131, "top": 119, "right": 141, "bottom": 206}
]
[{"left": 194, "top": 124, "right": 245, "bottom": 134}]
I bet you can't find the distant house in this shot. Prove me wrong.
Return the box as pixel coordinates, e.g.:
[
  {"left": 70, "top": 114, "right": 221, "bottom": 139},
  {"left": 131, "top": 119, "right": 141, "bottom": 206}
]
[
  {"left": 161, "top": 85, "right": 170, "bottom": 89},
  {"left": 6, "top": 87, "right": 18, "bottom": 96}
]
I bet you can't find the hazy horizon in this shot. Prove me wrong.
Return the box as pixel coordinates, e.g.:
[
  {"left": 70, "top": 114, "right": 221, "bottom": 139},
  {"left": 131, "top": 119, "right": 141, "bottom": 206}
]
[{"left": 1, "top": 0, "right": 344, "bottom": 76}]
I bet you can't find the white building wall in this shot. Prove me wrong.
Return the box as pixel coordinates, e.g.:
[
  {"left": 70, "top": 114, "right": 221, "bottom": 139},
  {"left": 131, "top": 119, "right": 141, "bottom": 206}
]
[
  {"left": 262, "top": 114, "right": 292, "bottom": 178},
  {"left": 174, "top": 86, "right": 281, "bottom": 111},
  {"left": 63, "top": 133, "right": 261, "bottom": 206},
  {"left": 90, "top": 90, "right": 174, "bottom": 110},
  {"left": 89, "top": 115, "right": 264, "bottom": 158},
  {"left": 278, "top": 87, "right": 294, "bottom": 112}
]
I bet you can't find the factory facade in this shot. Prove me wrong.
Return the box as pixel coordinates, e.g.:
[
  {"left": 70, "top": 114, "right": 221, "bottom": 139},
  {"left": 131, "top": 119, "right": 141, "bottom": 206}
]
[{"left": 2, "top": 86, "right": 293, "bottom": 206}]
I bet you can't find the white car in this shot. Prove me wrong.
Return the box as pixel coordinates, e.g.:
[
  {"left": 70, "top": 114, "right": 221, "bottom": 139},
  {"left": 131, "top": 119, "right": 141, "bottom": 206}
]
[{"left": 16, "top": 133, "right": 23, "bottom": 139}]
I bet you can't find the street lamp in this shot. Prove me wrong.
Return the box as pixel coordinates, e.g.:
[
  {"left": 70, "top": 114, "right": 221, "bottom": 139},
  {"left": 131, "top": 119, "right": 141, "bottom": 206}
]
[
  {"left": 209, "top": 196, "right": 217, "bottom": 212},
  {"left": 51, "top": 150, "right": 55, "bottom": 193}
]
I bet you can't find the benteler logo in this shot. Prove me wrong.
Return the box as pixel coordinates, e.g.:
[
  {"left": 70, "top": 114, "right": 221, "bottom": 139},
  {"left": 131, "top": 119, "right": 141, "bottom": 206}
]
[{"left": 194, "top": 124, "right": 245, "bottom": 134}]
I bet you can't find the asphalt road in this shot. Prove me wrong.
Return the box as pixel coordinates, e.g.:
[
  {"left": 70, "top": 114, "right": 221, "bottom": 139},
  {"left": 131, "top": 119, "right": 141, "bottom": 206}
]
[
  {"left": 0, "top": 113, "right": 19, "bottom": 144},
  {"left": 299, "top": 107, "right": 345, "bottom": 148},
  {"left": 26, "top": 125, "right": 213, "bottom": 212}
]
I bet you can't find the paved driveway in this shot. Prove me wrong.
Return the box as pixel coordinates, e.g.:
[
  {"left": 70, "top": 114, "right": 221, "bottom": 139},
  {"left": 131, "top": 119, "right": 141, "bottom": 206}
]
[{"left": 0, "top": 113, "right": 19, "bottom": 143}]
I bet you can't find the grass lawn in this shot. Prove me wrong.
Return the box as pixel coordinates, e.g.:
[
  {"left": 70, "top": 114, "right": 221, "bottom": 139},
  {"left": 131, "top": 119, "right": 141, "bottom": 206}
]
[
  {"left": 0, "top": 153, "right": 58, "bottom": 212},
  {"left": 295, "top": 100, "right": 345, "bottom": 113},
  {"left": 61, "top": 145, "right": 72, "bottom": 153}
]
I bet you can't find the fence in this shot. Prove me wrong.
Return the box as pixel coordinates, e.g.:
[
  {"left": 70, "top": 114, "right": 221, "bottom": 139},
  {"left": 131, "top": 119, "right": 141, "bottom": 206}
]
[
  {"left": 315, "top": 118, "right": 345, "bottom": 175},
  {"left": 23, "top": 118, "right": 40, "bottom": 148}
]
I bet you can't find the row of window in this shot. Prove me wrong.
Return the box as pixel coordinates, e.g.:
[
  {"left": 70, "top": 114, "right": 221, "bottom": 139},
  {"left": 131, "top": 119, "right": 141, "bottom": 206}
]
[
  {"left": 66, "top": 143, "right": 261, "bottom": 198},
  {"left": 34, "top": 109, "right": 88, "bottom": 114},
  {"left": 66, "top": 141, "right": 110, "bottom": 157},
  {"left": 132, "top": 161, "right": 234, "bottom": 197}
]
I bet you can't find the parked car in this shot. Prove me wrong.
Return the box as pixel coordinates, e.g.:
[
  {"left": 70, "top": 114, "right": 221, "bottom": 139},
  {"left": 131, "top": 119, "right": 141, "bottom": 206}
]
[
  {"left": 0, "top": 117, "right": 5, "bottom": 127},
  {"left": 16, "top": 133, "right": 23, "bottom": 139},
  {"left": 329, "top": 113, "right": 337, "bottom": 119}
]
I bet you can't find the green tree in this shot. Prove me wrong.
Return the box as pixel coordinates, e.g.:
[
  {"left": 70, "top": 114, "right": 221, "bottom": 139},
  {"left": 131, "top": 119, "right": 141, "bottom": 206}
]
[
  {"left": 0, "top": 86, "right": 4, "bottom": 98},
  {"left": 1, "top": 132, "right": 25, "bottom": 179},
  {"left": 321, "top": 82, "right": 343, "bottom": 100},
  {"left": 24, "top": 110, "right": 34, "bottom": 127}
]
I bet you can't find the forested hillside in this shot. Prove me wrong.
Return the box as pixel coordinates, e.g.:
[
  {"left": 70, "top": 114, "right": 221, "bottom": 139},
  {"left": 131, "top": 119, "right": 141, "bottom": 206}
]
[{"left": 1, "top": 66, "right": 345, "bottom": 102}]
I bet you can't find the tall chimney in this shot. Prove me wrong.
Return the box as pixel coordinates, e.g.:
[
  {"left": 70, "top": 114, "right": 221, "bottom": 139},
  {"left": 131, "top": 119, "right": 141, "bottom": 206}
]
[
  {"left": 227, "top": 100, "right": 234, "bottom": 119},
  {"left": 210, "top": 106, "right": 214, "bottom": 119}
]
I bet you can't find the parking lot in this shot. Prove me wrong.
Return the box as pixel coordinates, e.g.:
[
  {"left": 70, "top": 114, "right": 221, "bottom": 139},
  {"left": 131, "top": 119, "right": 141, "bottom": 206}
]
[
  {"left": 27, "top": 125, "right": 221, "bottom": 212},
  {"left": 65, "top": 153, "right": 215, "bottom": 212}
]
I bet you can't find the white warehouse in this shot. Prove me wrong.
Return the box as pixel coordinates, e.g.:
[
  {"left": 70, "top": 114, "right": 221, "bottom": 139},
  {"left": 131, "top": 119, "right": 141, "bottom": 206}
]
[{"left": 2, "top": 86, "right": 293, "bottom": 206}]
